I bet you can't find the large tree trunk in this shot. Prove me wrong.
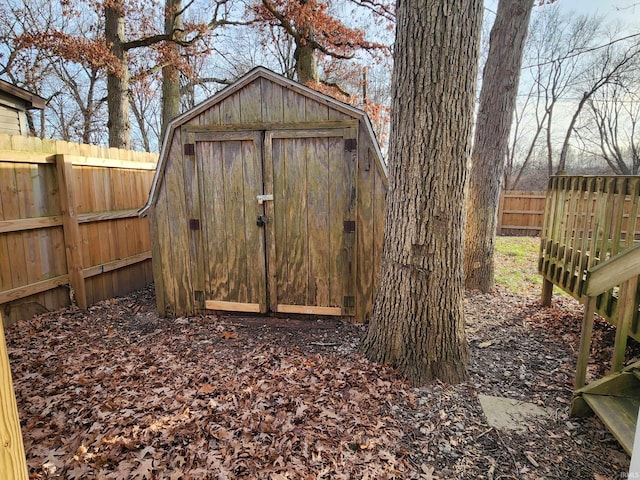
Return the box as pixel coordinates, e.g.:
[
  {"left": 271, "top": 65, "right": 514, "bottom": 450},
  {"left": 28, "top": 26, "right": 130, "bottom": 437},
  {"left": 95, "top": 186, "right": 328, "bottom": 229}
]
[
  {"left": 464, "top": 0, "right": 533, "bottom": 292},
  {"left": 362, "top": 0, "right": 482, "bottom": 385},
  {"left": 161, "top": 0, "right": 183, "bottom": 138},
  {"left": 105, "top": 0, "right": 131, "bottom": 149}
]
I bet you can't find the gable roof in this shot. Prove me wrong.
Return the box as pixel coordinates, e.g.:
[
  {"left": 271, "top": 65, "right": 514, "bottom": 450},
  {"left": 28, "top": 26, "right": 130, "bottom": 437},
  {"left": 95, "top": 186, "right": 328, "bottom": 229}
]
[
  {"left": 0, "top": 79, "right": 46, "bottom": 109},
  {"left": 140, "top": 66, "right": 385, "bottom": 216}
]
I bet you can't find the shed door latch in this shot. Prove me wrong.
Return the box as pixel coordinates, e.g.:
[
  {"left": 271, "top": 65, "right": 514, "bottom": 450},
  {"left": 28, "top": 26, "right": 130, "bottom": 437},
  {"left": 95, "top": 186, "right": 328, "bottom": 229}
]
[{"left": 257, "top": 194, "right": 273, "bottom": 205}]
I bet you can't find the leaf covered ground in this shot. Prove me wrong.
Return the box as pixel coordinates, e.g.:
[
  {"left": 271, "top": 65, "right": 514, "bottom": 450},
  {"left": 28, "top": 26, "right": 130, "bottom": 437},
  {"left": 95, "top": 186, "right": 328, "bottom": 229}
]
[{"left": 5, "top": 238, "right": 636, "bottom": 479}]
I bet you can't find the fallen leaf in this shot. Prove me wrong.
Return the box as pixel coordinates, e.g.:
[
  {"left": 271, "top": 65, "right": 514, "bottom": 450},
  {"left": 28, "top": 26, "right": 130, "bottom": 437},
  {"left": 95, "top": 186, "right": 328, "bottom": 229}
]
[
  {"left": 221, "top": 331, "right": 238, "bottom": 339},
  {"left": 198, "top": 383, "right": 216, "bottom": 395}
]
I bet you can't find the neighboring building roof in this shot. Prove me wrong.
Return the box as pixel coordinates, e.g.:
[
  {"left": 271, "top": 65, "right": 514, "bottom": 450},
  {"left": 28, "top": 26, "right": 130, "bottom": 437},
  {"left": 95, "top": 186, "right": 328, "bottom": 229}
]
[
  {"left": 140, "top": 66, "right": 386, "bottom": 217},
  {"left": 0, "top": 79, "right": 46, "bottom": 110}
]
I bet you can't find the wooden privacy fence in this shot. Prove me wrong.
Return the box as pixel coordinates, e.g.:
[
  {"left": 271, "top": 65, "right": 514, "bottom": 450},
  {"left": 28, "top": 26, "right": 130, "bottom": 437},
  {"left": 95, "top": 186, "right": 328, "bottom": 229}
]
[
  {"left": 497, "top": 190, "right": 546, "bottom": 235},
  {"left": 0, "top": 134, "right": 157, "bottom": 326}
]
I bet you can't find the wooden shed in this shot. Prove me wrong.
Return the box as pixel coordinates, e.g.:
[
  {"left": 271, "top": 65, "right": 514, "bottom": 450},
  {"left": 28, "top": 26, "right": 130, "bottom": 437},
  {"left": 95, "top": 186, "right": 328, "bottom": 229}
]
[{"left": 140, "top": 67, "right": 387, "bottom": 323}]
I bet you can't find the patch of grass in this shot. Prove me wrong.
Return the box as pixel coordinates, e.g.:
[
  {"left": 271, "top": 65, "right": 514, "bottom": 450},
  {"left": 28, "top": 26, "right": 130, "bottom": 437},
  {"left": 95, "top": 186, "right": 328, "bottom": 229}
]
[{"left": 494, "top": 236, "right": 542, "bottom": 296}]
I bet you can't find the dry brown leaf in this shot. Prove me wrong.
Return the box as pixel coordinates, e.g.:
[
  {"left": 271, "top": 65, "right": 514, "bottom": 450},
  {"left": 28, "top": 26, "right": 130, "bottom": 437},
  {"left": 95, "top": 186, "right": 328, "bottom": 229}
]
[
  {"left": 221, "top": 330, "right": 238, "bottom": 339},
  {"left": 198, "top": 383, "right": 216, "bottom": 395}
]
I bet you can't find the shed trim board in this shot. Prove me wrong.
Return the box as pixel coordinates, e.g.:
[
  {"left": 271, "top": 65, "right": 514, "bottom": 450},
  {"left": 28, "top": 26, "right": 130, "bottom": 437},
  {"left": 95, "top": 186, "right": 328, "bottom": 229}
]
[{"left": 139, "top": 67, "right": 386, "bottom": 217}]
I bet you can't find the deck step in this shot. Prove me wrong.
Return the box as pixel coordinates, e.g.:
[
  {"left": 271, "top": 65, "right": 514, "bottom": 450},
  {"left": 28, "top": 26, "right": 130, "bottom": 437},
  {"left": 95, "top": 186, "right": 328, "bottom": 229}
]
[{"left": 583, "top": 393, "right": 640, "bottom": 455}]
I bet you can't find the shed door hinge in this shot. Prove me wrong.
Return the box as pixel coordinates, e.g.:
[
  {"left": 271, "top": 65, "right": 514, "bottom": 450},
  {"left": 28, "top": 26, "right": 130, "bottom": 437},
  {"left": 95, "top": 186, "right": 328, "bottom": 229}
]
[
  {"left": 184, "top": 143, "right": 195, "bottom": 156},
  {"left": 189, "top": 218, "right": 200, "bottom": 230},
  {"left": 344, "top": 138, "right": 357, "bottom": 152}
]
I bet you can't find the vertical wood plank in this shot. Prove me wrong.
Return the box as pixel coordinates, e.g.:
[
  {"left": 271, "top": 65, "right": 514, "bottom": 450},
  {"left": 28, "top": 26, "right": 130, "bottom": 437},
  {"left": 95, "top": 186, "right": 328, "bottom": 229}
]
[
  {"left": 342, "top": 127, "right": 358, "bottom": 316},
  {"left": 222, "top": 140, "right": 248, "bottom": 303},
  {"left": 283, "top": 89, "right": 305, "bottom": 123},
  {"left": 0, "top": 163, "right": 20, "bottom": 293},
  {"left": 91, "top": 165, "right": 113, "bottom": 302},
  {"left": 281, "top": 137, "right": 308, "bottom": 305},
  {"left": 0, "top": 311, "right": 28, "bottom": 480},
  {"left": 221, "top": 92, "right": 241, "bottom": 125},
  {"left": 183, "top": 130, "right": 204, "bottom": 310},
  {"left": 0, "top": 166, "right": 28, "bottom": 292},
  {"left": 372, "top": 154, "right": 387, "bottom": 313},
  {"left": 576, "top": 178, "right": 596, "bottom": 297},
  {"left": 199, "top": 141, "right": 229, "bottom": 302},
  {"left": 328, "top": 135, "right": 347, "bottom": 309},
  {"left": 356, "top": 144, "right": 374, "bottom": 322},
  {"left": 575, "top": 296, "right": 596, "bottom": 389},
  {"left": 608, "top": 177, "right": 627, "bottom": 258},
  {"left": 306, "top": 136, "right": 330, "bottom": 307},
  {"left": 56, "top": 155, "right": 87, "bottom": 309},
  {"left": 164, "top": 131, "right": 193, "bottom": 315},
  {"left": 14, "top": 164, "right": 42, "bottom": 291},
  {"left": 304, "top": 98, "right": 329, "bottom": 122},
  {"left": 240, "top": 134, "right": 267, "bottom": 310},
  {"left": 263, "top": 132, "right": 278, "bottom": 312},
  {"left": 149, "top": 204, "right": 167, "bottom": 315},
  {"left": 611, "top": 276, "right": 638, "bottom": 373},
  {"left": 261, "top": 79, "right": 284, "bottom": 123},
  {"left": 239, "top": 80, "right": 263, "bottom": 123}
]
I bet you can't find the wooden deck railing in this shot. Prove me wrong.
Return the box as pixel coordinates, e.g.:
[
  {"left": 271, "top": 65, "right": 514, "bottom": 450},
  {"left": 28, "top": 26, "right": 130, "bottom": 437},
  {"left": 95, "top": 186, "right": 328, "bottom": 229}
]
[{"left": 539, "top": 176, "right": 640, "bottom": 343}]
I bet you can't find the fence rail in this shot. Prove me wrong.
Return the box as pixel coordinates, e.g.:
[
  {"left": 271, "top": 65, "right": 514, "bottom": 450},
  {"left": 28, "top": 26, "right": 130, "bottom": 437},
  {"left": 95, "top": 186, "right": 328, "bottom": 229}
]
[{"left": 0, "top": 134, "right": 157, "bottom": 326}]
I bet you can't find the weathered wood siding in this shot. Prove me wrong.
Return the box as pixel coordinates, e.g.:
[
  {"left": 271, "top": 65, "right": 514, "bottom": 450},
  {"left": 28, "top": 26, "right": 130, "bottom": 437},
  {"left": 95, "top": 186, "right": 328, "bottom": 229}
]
[
  {"left": 0, "top": 105, "right": 22, "bottom": 136},
  {"left": 150, "top": 70, "right": 387, "bottom": 322},
  {"left": 356, "top": 123, "right": 388, "bottom": 322},
  {"left": 187, "top": 78, "right": 351, "bottom": 127}
]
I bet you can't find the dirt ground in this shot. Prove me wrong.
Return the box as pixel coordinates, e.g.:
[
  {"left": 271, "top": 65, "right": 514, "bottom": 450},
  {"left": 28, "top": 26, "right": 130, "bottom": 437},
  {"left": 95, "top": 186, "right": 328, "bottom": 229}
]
[{"left": 5, "top": 283, "right": 636, "bottom": 479}]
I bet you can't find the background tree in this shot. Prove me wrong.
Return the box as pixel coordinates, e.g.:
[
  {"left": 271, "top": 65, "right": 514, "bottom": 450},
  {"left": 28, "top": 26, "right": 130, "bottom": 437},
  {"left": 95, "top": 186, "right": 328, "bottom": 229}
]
[
  {"left": 580, "top": 82, "right": 640, "bottom": 174},
  {"left": 464, "top": 0, "right": 533, "bottom": 293},
  {"left": 363, "top": 0, "right": 482, "bottom": 385},
  {"left": 505, "top": 7, "right": 640, "bottom": 187},
  {"left": 19, "top": 0, "right": 239, "bottom": 149},
  {"left": 252, "top": 0, "right": 390, "bottom": 85},
  {"left": 555, "top": 36, "right": 640, "bottom": 173}
]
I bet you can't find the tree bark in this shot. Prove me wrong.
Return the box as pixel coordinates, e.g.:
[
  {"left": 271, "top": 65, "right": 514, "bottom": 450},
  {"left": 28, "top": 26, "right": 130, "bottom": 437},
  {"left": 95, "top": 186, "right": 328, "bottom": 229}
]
[
  {"left": 161, "top": 0, "right": 183, "bottom": 138},
  {"left": 464, "top": 0, "right": 533, "bottom": 292},
  {"left": 105, "top": 0, "right": 131, "bottom": 149},
  {"left": 294, "top": 40, "right": 318, "bottom": 84},
  {"left": 362, "top": 0, "right": 482, "bottom": 385}
]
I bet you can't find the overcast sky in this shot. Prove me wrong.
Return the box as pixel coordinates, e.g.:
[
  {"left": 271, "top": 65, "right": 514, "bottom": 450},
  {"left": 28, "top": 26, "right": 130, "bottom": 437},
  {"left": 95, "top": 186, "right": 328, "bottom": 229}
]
[{"left": 483, "top": 0, "right": 640, "bottom": 27}]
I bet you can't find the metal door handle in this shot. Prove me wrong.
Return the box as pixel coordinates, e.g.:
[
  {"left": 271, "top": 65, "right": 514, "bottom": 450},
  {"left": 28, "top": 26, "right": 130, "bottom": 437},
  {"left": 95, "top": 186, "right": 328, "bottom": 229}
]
[{"left": 257, "top": 215, "right": 267, "bottom": 227}]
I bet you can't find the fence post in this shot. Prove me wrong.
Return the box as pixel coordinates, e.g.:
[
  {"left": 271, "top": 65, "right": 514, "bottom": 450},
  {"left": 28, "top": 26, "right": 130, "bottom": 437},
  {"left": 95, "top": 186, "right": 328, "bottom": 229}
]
[
  {"left": 56, "top": 154, "right": 87, "bottom": 309},
  {"left": 0, "top": 311, "right": 29, "bottom": 480}
]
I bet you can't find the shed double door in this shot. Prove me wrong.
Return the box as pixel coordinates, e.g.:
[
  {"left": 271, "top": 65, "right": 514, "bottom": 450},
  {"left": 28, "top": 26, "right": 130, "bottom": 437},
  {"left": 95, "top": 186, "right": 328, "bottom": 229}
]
[{"left": 193, "top": 128, "right": 356, "bottom": 316}]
